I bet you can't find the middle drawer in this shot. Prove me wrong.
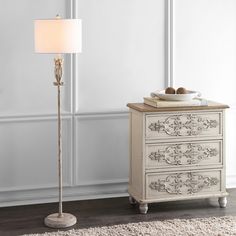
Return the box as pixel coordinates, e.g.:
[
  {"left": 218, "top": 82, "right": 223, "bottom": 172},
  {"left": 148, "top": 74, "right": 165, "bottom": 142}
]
[{"left": 145, "top": 140, "right": 222, "bottom": 169}]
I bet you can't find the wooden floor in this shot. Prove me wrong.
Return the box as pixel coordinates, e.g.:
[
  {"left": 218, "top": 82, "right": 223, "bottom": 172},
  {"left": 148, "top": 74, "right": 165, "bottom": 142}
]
[{"left": 1, "top": 189, "right": 236, "bottom": 236}]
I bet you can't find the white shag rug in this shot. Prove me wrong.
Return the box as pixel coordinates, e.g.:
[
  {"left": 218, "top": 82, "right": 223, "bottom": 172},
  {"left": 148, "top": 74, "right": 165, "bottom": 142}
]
[{"left": 21, "top": 216, "right": 236, "bottom": 236}]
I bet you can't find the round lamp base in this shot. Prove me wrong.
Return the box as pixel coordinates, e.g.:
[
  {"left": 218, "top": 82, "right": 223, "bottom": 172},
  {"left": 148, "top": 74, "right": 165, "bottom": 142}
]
[{"left": 44, "top": 213, "right": 77, "bottom": 228}]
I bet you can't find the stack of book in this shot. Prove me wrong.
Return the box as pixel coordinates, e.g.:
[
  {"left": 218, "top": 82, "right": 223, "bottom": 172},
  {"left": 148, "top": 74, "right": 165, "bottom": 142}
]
[{"left": 143, "top": 97, "right": 208, "bottom": 108}]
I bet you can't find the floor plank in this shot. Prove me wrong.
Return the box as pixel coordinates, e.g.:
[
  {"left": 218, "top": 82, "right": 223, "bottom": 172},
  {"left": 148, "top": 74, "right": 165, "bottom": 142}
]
[{"left": 0, "top": 189, "right": 236, "bottom": 236}]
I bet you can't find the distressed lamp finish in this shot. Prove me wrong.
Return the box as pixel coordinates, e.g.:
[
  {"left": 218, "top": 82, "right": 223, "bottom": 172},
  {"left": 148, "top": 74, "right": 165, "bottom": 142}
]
[
  {"left": 127, "top": 102, "right": 229, "bottom": 214},
  {"left": 34, "top": 16, "right": 82, "bottom": 228}
]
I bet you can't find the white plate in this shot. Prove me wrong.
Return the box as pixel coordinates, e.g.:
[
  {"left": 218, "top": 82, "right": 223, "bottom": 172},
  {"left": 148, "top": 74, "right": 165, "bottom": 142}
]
[{"left": 151, "top": 90, "right": 201, "bottom": 101}]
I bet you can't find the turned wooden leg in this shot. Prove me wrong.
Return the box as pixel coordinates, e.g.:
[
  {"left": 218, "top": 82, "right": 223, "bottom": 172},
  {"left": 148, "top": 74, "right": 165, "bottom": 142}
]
[
  {"left": 129, "top": 196, "right": 137, "bottom": 205},
  {"left": 218, "top": 197, "right": 227, "bottom": 208},
  {"left": 139, "top": 203, "right": 148, "bottom": 214}
]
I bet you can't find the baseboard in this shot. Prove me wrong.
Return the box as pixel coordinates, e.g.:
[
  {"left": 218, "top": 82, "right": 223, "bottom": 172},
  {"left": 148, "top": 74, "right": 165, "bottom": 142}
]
[{"left": 0, "top": 182, "right": 128, "bottom": 207}]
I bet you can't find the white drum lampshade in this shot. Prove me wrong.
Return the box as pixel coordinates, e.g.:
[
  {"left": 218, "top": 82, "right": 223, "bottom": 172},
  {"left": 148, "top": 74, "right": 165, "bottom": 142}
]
[{"left": 34, "top": 18, "right": 82, "bottom": 54}]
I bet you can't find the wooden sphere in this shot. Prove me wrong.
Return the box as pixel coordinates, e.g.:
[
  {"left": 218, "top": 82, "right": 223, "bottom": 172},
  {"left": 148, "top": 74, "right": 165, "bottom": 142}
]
[
  {"left": 176, "top": 87, "right": 187, "bottom": 94},
  {"left": 165, "top": 87, "right": 175, "bottom": 94}
]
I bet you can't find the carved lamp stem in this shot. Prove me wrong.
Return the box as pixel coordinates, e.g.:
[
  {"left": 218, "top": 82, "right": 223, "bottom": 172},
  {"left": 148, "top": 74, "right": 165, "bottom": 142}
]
[{"left": 53, "top": 55, "right": 63, "bottom": 217}]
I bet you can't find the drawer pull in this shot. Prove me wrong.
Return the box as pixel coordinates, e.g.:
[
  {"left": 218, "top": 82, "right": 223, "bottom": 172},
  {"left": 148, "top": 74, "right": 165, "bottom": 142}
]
[
  {"left": 148, "top": 143, "right": 218, "bottom": 165},
  {"left": 148, "top": 114, "right": 218, "bottom": 136},
  {"left": 149, "top": 172, "right": 219, "bottom": 195}
]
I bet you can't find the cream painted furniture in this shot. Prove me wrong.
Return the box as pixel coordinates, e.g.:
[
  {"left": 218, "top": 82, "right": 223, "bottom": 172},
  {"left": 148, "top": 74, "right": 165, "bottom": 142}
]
[{"left": 127, "top": 102, "right": 229, "bottom": 214}]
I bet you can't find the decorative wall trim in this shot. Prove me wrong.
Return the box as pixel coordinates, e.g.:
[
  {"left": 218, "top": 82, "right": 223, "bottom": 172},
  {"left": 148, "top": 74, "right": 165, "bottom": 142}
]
[
  {"left": 0, "top": 116, "right": 74, "bottom": 195},
  {"left": 0, "top": 113, "right": 73, "bottom": 123},
  {"left": 71, "top": 0, "right": 78, "bottom": 115},
  {"left": 0, "top": 183, "right": 71, "bottom": 193},
  {"left": 0, "top": 178, "right": 128, "bottom": 193},
  {"left": 76, "top": 110, "right": 129, "bottom": 120},
  {"left": 76, "top": 178, "right": 128, "bottom": 187},
  {"left": 70, "top": 0, "right": 78, "bottom": 187},
  {"left": 167, "top": 0, "right": 174, "bottom": 87},
  {"left": 0, "top": 105, "right": 233, "bottom": 123},
  {"left": 73, "top": 113, "right": 129, "bottom": 187}
]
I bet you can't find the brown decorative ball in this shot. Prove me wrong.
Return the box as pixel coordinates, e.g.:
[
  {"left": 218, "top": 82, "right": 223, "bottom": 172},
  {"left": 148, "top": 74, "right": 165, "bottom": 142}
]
[
  {"left": 176, "top": 87, "right": 187, "bottom": 94},
  {"left": 165, "top": 87, "right": 175, "bottom": 94}
]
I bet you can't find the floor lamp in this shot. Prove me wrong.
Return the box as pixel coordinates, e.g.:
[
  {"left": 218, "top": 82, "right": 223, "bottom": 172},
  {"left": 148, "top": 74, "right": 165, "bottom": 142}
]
[{"left": 34, "top": 15, "right": 82, "bottom": 228}]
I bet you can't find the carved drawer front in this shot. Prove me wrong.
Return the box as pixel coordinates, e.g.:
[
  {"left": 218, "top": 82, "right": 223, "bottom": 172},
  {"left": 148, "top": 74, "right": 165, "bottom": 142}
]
[
  {"left": 146, "top": 112, "right": 222, "bottom": 140},
  {"left": 146, "top": 170, "right": 222, "bottom": 200},
  {"left": 145, "top": 140, "right": 222, "bottom": 169}
]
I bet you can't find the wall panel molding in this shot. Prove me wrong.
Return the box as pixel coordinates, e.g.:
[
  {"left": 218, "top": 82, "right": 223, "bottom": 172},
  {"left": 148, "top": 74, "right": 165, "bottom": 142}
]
[
  {"left": 76, "top": 110, "right": 128, "bottom": 120},
  {"left": 0, "top": 183, "right": 71, "bottom": 193},
  {"left": 74, "top": 114, "right": 129, "bottom": 187},
  {"left": 166, "top": 0, "right": 174, "bottom": 87},
  {"left": 0, "top": 113, "right": 73, "bottom": 123},
  {"left": 76, "top": 178, "right": 128, "bottom": 187},
  {"left": 0, "top": 118, "right": 73, "bottom": 193}
]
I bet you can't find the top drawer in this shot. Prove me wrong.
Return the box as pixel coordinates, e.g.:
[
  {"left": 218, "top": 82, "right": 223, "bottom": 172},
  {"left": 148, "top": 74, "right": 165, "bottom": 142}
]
[{"left": 145, "top": 112, "right": 222, "bottom": 140}]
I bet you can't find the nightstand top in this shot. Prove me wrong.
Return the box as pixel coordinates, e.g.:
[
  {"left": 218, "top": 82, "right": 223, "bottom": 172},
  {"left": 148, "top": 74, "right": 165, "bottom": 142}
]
[{"left": 127, "top": 101, "right": 229, "bottom": 112}]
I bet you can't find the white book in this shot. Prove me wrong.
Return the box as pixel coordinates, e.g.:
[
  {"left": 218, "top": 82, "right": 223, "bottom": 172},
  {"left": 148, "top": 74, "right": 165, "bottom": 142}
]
[{"left": 143, "top": 97, "right": 208, "bottom": 108}]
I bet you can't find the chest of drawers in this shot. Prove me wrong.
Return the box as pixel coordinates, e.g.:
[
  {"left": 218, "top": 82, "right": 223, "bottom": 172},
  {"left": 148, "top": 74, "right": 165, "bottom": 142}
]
[{"left": 127, "top": 102, "right": 229, "bottom": 214}]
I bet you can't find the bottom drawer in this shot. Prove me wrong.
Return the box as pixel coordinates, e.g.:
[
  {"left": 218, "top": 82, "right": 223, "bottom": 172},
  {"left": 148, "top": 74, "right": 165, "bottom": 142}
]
[{"left": 146, "top": 169, "right": 222, "bottom": 200}]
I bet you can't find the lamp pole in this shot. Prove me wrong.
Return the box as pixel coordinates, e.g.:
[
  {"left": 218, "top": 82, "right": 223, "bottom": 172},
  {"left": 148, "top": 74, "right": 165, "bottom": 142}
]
[{"left": 53, "top": 56, "right": 64, "bottom": 217}]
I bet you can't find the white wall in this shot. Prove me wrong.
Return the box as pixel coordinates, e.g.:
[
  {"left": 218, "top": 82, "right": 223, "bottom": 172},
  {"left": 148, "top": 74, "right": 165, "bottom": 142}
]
[
  {"left": 76, "top": 0, "right": 165, "bottom": 112},
  {"left": 0, "top": 0, "right": 235, "bottom": 207},
  {"left": 0, "top": 0, "right": 71, "bottom": 115},
  {"left": 173, "top": 0, "right": 236, "bottom": 187},
  {"left": 0, "top": 0, "right": 166, "bottom": 206}
]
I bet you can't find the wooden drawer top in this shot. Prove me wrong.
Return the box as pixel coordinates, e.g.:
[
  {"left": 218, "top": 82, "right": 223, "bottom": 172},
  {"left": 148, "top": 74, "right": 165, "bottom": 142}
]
[{"left": 127, "top": 101, "right": 229, "bottom": 112}]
